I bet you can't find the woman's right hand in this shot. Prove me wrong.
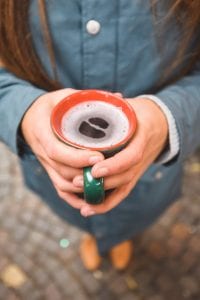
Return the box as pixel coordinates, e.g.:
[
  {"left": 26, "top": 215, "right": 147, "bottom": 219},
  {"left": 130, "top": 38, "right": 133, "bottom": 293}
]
[{"left": 21, "top": 88, "right": 104, "bottom": 209}]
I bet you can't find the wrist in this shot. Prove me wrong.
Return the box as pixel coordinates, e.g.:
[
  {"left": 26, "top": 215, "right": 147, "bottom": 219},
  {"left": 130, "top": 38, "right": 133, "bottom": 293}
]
[
  {"left": 135, "top": 94, "right": 180, "bottom": 163},
  {"left": 129, "top": 98, "right": 169, "bottom": 155}
]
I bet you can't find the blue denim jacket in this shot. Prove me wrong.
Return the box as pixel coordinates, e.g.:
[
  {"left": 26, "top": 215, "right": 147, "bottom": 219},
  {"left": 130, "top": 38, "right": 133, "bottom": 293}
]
[{"left": 0, "top": 0, "right": 199, "bottom": 252}]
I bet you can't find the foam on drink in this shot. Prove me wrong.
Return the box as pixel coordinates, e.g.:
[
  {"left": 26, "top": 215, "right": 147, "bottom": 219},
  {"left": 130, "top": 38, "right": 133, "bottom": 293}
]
[{"left": 61, "top": 101, "right": 129, "bottom": 148}]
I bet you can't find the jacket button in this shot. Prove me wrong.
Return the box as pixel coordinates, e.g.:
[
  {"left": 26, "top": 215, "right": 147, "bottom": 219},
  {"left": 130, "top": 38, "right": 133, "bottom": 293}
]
[{"left": 86, "top": 20, "right": 101, "bottom": 35}]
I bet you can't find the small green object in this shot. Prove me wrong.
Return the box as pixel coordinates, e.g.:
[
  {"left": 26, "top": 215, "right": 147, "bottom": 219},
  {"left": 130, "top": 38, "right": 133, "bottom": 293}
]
[
  {"left": 83, "top": 167, "right": 105, "bottom": 204},
  {"left": 59, "top": 239, "right": 70, "bottom": 248}
]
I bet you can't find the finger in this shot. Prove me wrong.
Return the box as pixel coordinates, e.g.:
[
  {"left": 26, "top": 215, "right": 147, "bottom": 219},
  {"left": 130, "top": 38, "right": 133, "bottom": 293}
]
[
  {"left": 103, "top": 168, "right": 134, "bottom": 190},
  {"left": 50, "top": 88, "right": 80, "bottom": 105},
  {"left": 40, "top": 128, "right": 105, "bottom": 168},
  {"left": 41, "top": 156, "right": 82, "bottom": 180},
  {"left": 41, "top": 159, "right": 84, "bottom": 194},
  {"left": 33, "top": 91, "right": 105, "bottom": 168},
  {"left": 73, "top": 167, "right": 134, "bottom": 190},
  {"left": 113, "top": 92, "right": 123, "bottom": 98},
  {"left": 80, "top": 183, "right": 132, "bottom": 216},
  {"left": 36, "top": 150, "right": 85, "bottom": 210},
  {"left": 33, "top": 143, "right": 83, "bottom": 182},
  {"left": 57, "top": 190, "right": 85, "bottom": 210},
  {"left": 91, "top": 131, "right": 146, "bottom": 178}
]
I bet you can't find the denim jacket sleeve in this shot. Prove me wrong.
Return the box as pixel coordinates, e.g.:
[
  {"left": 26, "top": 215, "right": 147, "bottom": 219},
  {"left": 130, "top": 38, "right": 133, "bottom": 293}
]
[
  {"left": 0, "top": 67, "right": 46, "bottom": 155},
  {"left": 155, "top": 62, "right": 200, "bottom": 163}
]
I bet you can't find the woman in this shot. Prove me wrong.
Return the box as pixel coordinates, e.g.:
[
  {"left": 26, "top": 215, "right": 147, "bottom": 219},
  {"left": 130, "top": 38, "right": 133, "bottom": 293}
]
[{"left": 0, "top": 0, "right": 200, "bottom": 270}]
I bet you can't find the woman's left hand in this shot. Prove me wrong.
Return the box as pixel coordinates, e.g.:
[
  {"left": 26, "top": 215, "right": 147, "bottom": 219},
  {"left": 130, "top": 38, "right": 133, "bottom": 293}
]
[{"left": 73, "top": 97, "right": 169, "bottom": 216}]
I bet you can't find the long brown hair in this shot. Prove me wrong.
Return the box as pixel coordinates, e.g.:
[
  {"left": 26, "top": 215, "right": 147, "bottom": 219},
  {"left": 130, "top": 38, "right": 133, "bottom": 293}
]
[
  {"left": 0, "top": 0, "right": 200, "bottom": 91},
  {"left": 0, "top": 0, "right": 60, "bottom": 90}
]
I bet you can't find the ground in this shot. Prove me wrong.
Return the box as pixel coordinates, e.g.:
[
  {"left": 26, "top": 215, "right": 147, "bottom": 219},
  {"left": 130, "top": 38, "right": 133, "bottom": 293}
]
[{"left": 0, "top": 142, "right": 199, "bottom": 300}]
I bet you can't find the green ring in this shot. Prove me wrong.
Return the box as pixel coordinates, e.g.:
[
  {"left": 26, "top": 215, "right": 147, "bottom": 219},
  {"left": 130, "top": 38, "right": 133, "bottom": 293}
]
[{"left": 83, "top": 167, "right": 105, "bottom": 204}]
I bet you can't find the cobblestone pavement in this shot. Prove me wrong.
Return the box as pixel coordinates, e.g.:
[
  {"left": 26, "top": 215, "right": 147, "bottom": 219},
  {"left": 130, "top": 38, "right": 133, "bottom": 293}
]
[{"left": 0, "top": 142, "right": 199, "bottom": 300}]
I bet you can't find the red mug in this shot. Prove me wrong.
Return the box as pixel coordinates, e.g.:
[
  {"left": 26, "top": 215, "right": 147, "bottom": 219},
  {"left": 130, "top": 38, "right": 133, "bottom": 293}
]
[{"left": 51, "top": 90, "right": 137, "bottom": 204}]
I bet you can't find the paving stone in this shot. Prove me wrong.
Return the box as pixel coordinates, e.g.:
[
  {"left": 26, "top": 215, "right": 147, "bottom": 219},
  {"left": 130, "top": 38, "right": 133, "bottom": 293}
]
[
  {"left": 79, "top": 272, "right": 101, "bottom": 294},
  {"left": 2, "top": 217, "right": 17, "bottom": 230},
  {"left": 32, "top": 267, "right": 49, "bottom": 287},
  {"left": 34, "top": 218, "right": 52, "bottom": 233},
  {"left": 57, "top": 245, "right": 77, "bottom": 263},
  {"left": 155, "top": 274, "right": 175, "bottom": 292},
  {"left": 147, "top": 241, "right": 166, "bottom": 260},
  {"left": 6, "top": 294, "right": 21, "bottom": 300},
  {"left": 188, "top": 236, "right": 200, "bottom": 253},
  {"left": 20, "top": 210, "right": 34, "bottom": 224},
  {"left": 167, "top": 237, "right": 183, "bottom": 257},
  {"left": 13, "top": 225, "right": 28, "bottom": 242},
  {"left": 120, "top": 292, "right": 142, "bottom": 300},
  {"left": 52, "top": 268, "right": 72, "bottom": 289},
  {"left": 135, "top": 271, "right": 153, "bottom": 287},
  {"left": 0, "top": 257, "right": 10, "bottom": 272},
  {"left": 40, "top": 255, "right": 60, "bottom": 272},
  {"left": 147, "top": 225, "right": 167, "bottom": 241},
  {"left": 0, "top": 282, "right": 10, "bottom": 299},
  {"left": 6, "top": 242, "right": 19, "bottom": 258},
  {"left": 180, "top": 276, "right": 199, "bottom": 297},
  {"left": 109, "top": 276, "right": 128, "bottom": 294},
  {"left": 171, "top": 223, "right": 192, "bottom": 241},
  {"left": 41, "top": 237, "right": 59, "bottom": 253},
  {"left": 19, "top": 281, "right": 36, "bottom": 296},
  {"left": 92, "top": 289, "right": 116, "bottom": 300},
  {"left": 148, "top": 296, "right": 164, "bottom": 300},
  {"left": 0, "top": 230, "right": 9, "bottom": 245},
  {"left": 23, "top": 242, "right": 36, "bottom": 257},
  {"left": 25, "top": 289, "right": 42, "bottom": 300},
  {"left": 0, "top": 205, "right": 8, "bottom": 218},
  {"left": 14, "top": 252, "right": 33, "bottom": 270},
  {"left": 44, "top": 283, "right": 62, "bottom": 300},
  {"left": 181, "top": 251, "right": 197, "bottom": 271},
  {"left": 22, "top": 196, "right": 39, "bottom": 210},
  {"left": 49, "top": 225, "right": 65, "bottom": 239},
  {"left": 29, "top": 231, "right": 44, "bottom": 245},
  {"left": 68, "top": 289, "right": 89, "bottom": 300}
]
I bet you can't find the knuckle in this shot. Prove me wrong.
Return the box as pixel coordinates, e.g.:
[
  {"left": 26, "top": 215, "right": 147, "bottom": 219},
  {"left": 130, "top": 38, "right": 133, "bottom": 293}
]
[
  {"left": 67, "top": 88, "right": 75, "bottom": 93},
  {"left": 56, "top": 165, "right": 67, "bottom": 178},
  {"left": 52, "top": 178, "right": 66, "bottom": 193},
  {"left": 132, "top": 149, "right": 143, "bottom": 163},
  {"left": 124, "top": 184, "right": 132, "bottom": 197},
  {"left": 70, "top": 158, "right": 81, "bottom": 168},
  {"left": 98, "top": 205, "right": 109, "bottom": 215},
  {"left": 124, "top": 175, "right": 132, "bottom": 185},
  {"left": 57, "top": 189, "right": 64, "bottom": 199},
  {"left": 69, "top": 152, "right": 88, "bottom": 168},
  {"left": 46, "top": 145, "right": 56, "bottom": 160},
  {"left": 127, "top": 170, "right": 135, "bottom": 183},
  {"left": 56, "top": 181, "right": 67, "bottom": 193},
  {"left": 111, "top": 158, "right": 125, "bottom": 173}
]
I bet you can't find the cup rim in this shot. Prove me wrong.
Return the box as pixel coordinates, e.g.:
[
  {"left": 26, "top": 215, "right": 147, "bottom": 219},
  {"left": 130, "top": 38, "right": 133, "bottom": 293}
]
[{"left": 51, "top": 89, "right": 137, "bottom": 152}]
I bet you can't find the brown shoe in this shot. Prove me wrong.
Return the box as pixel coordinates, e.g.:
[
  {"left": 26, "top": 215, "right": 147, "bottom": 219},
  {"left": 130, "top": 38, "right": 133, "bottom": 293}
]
[
  {"left": 79, "top": 234, "right": 102, "bottom": 271},
  {"left": 109, "top": 240, "right": 133, "bottom": 270}
]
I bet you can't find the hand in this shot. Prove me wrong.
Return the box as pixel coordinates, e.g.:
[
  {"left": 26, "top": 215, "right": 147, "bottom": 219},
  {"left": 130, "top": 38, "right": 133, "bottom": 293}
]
[
  {"left": 73, "top": 98, "right": 169, "bottom": 216},
  {"left": 21, "top": 88, "right": 104, "bottom": 209}
]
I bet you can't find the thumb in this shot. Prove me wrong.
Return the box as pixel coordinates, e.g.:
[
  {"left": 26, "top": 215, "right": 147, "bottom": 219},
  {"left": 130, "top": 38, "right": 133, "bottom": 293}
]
[{"left": 51, "top": 88, "right": 80, "bottom": 105}]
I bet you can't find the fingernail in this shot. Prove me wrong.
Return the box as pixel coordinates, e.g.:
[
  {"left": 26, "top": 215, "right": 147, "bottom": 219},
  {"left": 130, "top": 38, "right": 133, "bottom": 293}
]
[
  {"left": 74, "top": 176, "right": 84, "bottom": 187},
  {"left": 89, "top": 156, "right": 103, "bottom": 164},
  {"left": 95, "top": 167, "right": 108, "bottom": 177},
  {"left": 77, "top": 179, "right": 84, "bottom": 187},
  {"left": 81, "top": 206, "right": 95, "bottom": 217}
]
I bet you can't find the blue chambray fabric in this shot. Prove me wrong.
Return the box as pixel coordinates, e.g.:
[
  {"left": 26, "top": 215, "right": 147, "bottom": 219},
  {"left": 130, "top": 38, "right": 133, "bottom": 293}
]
[{"left": 0, "top": 0, "right": 199, "bottom": 253}]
